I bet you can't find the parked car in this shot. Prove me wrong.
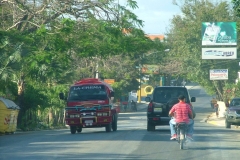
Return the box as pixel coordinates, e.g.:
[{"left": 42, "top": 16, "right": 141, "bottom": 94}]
[
  {"left": 170, "top": 80, "right": 179, "bottom": 86},
  {"left": 145, "top": 86, "right": 196, "bottom": 131},
  {"left": 225, "top": 97, "right": 240, "bottom": 128}
]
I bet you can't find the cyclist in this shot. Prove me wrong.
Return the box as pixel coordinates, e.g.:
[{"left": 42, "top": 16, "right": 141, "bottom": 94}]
[{"left": 169, "top": 95, "right": 194, "bottom": 140}]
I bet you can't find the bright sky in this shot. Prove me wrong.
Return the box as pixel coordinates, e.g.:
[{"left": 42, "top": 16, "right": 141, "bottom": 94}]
[
  {"left": 120, "top": 0, "right": 233, "bottom": 35},
  {"left": 131, "top": 0, "right": 181, "bottom": 35}
]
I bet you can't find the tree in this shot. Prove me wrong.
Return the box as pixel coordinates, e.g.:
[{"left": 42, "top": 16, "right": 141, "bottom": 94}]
[
  {"left": 0, "top": 0, "right": 143, "bottom": 32},
  {"left": 0, "top": 0, "right": 161, "bottom": 129},
  {"left": 166, "top": 0, "right": 239, "bottom": 100}
]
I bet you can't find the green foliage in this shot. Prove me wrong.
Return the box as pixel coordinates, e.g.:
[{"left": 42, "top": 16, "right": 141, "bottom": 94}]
[
  {"left": 0, "top": 0, "right": 165, "bottom": 129},
  {"left": 0, "top": 80, "right": 17, "bottom": 100},
  {"left": 112, "top": 78, "right": 139, "bottom": 100},
  {"left": 233, "top": 0, "right": 240, "bottom": 17},
  {"left": 166, "top": 0, "right": 238, "bottom": 99}
]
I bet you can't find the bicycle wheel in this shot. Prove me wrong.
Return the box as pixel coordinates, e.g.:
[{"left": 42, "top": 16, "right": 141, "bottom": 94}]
[{"left": 180, "top": 140, "right": 184, "bottom": 150}]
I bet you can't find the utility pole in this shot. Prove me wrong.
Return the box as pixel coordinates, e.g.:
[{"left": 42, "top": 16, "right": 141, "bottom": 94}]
[
  {"left": 139, "top": 68, "right": 141, "bottom": 103},
  {"left": 136, "top": 65, "right": 142, "bottom": 103}
]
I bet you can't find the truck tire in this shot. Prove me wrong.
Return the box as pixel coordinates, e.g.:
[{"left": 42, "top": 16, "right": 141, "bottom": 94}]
[
  {"left": 147, "top": 122, "right": 155, "bottom": 131},
  {"left": 105, "top": 123, "right": 112, "bottom": 132},
  {"left": 70, "top": 126, "right": 77, "bottom": 134},
  {"left": 77, "top": 127, "right": 82, "bottom": 133},
  {"left": 112, "top": 115, "right": 118, "bottom": 131}
]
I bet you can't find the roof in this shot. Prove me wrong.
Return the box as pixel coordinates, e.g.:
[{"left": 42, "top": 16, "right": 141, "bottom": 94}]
[
  {"left": 0, "top": 97, "right": 20, "bottom": 109},
  {"left": 155, "top": 86, "right": 186, "bottom": 88},
  {"left": 146, "top": 34, "right": 164, "bottom": 41},
  {"left": 122, "top": 28, "right": 132, "bottom": 34},
  {"left": 73, "top": 78, "right": 113, "bottom": 91}
]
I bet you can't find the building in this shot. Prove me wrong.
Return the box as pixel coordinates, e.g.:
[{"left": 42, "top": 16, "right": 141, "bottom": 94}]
[{"left": 146, "top": 34, "right": 164, "bottom": 42}]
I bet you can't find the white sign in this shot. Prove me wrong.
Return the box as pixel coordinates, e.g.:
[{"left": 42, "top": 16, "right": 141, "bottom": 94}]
[
  {"left": 210, "top": 69, "right": 228, "bottom": 80},
  {"left": 202, "top": 48, "right": 237, "bottom": 59}
]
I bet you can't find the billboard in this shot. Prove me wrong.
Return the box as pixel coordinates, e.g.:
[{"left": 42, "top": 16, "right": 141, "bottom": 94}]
[
  {"left": 210, "top": 69, "right": 228, "bottom": 80},
  {"left": 202, "top": 22, "right": 237, "bottom": 45},
  {"left": 141, "top": 65, "right": 159, "bottom": 74},
  {"left": 202, "top": 48, "right": 237, "bottom": 59}
]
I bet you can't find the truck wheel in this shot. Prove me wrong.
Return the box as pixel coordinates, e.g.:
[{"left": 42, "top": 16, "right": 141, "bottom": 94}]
[
  {"left": 147, "top": 122, "right": 155, "bottom": 131},
  {"left": 105, "top": 123, "right": 112, "bottom": 132},
  {"left": 77, "top": 127, "right": 82, "bottom": 133},
  {"left": 225, "top": 120, "right": 231, "bottom": 128},
  {"left": 70, "top": 126, "right": 77, "bottom": 134},
  {"left": 112, "top": 115, "right": 118, "bottom": 131}
]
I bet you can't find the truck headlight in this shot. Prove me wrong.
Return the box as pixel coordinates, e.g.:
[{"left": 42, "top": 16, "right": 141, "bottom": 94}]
[
  {"left": 102, "top": 113, "right": 108, "bottom": 116},
  {"left": 97, "top": 113, "right": 102, "bottom": 116},
  {"left": 75, "top": 114, "right": 80, "bottom": 118}
]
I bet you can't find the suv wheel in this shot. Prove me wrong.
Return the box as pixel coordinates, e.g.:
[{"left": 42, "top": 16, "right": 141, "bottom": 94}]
[
  {"left": 147, "top": 122, "right": 155, "bottom": 131},
  {"left": 225, "top": 119, "right": 231, "bottom": 128},
  {"left": 77, "top": 127, "right": 82, "bottom": 133},
  {"left": 112, "top": 115, "right": 117, "bottom": 131}
]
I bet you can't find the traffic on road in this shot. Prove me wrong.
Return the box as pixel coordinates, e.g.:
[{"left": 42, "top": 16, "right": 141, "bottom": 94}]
[{"left": 0, "top": 83, "right": 239, "bottom": 160}]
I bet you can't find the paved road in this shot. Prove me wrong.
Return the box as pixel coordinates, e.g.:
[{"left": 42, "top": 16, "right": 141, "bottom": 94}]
[{"left": 0, "top": 84, "right": 240, "bottom": 160}]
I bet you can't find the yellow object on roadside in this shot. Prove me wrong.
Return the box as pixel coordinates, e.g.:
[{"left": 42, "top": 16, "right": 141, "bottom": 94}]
[{"left": 0, "top": 97, "right": 20, "bottom": 134}]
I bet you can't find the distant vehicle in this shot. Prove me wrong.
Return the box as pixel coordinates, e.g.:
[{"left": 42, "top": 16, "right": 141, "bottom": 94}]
[
  {"left": 128, "top": 90, "right": 137, "bottom": 103},
  {"left": 170, "top": 80, "right": 178, "bottom": 86},
  {"left": 225, "top": 97, "right": 240, "bottom": 129},
  {"left": 170, "top": 79, "right": 182, "bottom": 86},
  {"left": 145, "top": 86, "right": 196, "bottom": 131}
]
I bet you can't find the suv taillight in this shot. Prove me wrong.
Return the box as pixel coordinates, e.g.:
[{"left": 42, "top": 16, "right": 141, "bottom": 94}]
[{"left": 148, "top": 102, "right": 153, "bottom": 112}]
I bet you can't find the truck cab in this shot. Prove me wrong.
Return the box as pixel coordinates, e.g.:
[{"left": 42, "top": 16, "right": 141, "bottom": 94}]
[{"left": 59, "top": 78, "right": 117, "bottom": 134}]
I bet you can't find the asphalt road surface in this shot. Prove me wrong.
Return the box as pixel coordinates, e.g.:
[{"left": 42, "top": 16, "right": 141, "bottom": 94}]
[{"left": 0, "top": 84, "right": 240, "bottom": 160}]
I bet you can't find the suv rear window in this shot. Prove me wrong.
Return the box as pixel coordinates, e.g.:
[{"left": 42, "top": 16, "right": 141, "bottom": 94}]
[{"left": 153, "top": 87, "right": 189, "bottom": 103}]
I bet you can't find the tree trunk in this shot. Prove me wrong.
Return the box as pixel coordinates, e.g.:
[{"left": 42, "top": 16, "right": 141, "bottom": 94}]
[
  {"left": 17, "top": 75, "right": 25, "bottom": 128},
  {"left": 49, "top": 108, "right": 53, "bottom": 126}
]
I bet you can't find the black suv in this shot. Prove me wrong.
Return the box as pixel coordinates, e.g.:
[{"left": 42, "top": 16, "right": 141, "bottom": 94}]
[
  {"left": 225, "top": 97, "right": 240, "bottom": 128},
  {"left": 145, "top": 86, "right": 196, "bottom": 131}
]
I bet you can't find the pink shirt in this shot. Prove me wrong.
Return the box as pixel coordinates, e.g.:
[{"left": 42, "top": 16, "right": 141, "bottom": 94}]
[{"left": 169, "top": 102, "right": 192, "bottom": 123}]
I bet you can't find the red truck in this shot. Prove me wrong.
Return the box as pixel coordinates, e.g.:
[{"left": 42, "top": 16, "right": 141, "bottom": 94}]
[{"left": 59, "top": 78, "right": 118, "bottom": 134}]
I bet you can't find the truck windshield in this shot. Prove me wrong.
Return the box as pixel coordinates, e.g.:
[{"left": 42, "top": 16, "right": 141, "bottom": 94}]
[
  {"left": 153, "top": 88, "right": 190, "bottom": 103},
  {"left": 68, "top": 85, "right": 108, "bottom": 101}
]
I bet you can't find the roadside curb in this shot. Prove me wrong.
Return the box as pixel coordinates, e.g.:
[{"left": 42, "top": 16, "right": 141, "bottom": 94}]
[
  {"left": 206, "top": 112, "right": 225, "bottom": 127},
  {"left": 207, "top": 120, "right": 223, "bottom": 126}
]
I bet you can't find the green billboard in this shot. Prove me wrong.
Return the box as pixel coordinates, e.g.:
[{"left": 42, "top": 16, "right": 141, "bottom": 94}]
[{"left": 202, "top": 22, "right": 237, "bottom": 46}]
